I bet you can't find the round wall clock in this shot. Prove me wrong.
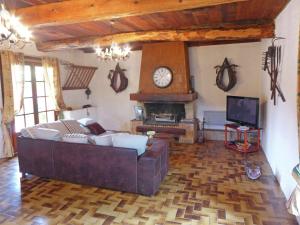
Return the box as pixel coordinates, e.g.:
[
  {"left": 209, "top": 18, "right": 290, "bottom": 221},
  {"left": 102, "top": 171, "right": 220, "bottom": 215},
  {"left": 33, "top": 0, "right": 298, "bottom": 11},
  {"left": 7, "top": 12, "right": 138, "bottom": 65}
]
[{"left": 153, "top": 66, "right": 173, "bottom": 88}]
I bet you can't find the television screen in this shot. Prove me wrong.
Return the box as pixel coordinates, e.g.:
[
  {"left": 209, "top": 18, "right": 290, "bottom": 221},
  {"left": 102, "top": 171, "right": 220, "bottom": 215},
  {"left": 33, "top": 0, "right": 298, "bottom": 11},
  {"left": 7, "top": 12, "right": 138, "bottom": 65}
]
[{"left": 226, "top": 96, "right": 259, "bottom": 128}]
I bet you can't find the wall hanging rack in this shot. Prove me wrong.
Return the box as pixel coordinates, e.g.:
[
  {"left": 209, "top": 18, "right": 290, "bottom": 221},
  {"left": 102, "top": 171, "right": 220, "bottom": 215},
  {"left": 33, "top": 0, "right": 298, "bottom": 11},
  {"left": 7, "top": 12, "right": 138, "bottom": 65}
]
[
  {"left": 62, "top": 64, "right": 98, "bottom": 91},
  {"left": 262, "top": 37, "right": 286, "bottom": 105}
]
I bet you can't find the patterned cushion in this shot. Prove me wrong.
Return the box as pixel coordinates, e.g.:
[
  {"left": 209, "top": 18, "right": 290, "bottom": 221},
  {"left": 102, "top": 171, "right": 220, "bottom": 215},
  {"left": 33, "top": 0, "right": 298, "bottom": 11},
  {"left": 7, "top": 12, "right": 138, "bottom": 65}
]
[
  {"left": 86, "top": 122, "right": 106, "bottom": 135},
  {"left": 45, "top": 121, "right": 70, "bottom": 135},
  {"left": 62, "top": 120, "right": 87, "bottom": 134},
  {"left": 62, "top": 133, "right": 89, "bottom": 144}
]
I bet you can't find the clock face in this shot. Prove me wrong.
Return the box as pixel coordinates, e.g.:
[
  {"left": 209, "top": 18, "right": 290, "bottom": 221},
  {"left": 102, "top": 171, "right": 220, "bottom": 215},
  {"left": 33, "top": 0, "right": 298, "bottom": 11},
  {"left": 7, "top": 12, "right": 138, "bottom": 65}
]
[{"left": 153, "top": 67, "right": 173, "bottom": 88}]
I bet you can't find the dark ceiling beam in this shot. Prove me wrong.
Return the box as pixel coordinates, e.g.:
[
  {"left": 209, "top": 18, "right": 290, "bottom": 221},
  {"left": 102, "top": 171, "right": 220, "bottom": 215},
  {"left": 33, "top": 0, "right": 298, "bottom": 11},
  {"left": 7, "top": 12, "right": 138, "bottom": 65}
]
[{"left": 15, "top": 0, "right": 247, "bottom": 28}]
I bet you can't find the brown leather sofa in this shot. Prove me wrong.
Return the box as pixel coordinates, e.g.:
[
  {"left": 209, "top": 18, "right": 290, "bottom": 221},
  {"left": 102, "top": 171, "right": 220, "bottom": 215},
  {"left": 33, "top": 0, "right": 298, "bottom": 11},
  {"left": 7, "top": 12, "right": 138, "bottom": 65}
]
[{"left": 17, "top": 136, "right": 169, "bottom": 196}]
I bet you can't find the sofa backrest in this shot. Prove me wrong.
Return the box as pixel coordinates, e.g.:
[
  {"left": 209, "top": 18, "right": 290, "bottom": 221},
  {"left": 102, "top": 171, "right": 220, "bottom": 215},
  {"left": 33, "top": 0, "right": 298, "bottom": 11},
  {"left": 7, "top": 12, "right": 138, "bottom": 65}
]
[
  {"left": 53, "top": 140, "right": 138, "bottom": 192},
  {"left": 20, "top": 119, "right": 89, "bottom": 138},
  {"left": 17, "top": 136, "right": 139, "bottom": 193}
]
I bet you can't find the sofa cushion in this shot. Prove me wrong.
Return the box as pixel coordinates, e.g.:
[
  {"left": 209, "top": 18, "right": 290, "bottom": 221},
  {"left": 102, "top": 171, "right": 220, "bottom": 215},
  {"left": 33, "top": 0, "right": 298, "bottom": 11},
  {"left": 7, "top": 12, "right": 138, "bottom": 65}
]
[
  {"left": 77, "top": 118, "right": 96, "bottom": 126},
  {"left": 112, "top": 134, "right": 148, "bottom": 155},
  {"left": 90, "top": 133, "right": 128, "bottom": 146},
  {"left": 91, "top": 134, "right": 113, "bottom": 146},
  {"left": 86, "top": 122, "right": 106, "bottom": 135},
  {"left": 30, "top": 128, "right": 62, "bottom": 141},
  {"left": 45, "top": 121, "right": 70, "bottom": 135},
  {"left": 20, "top": 123, "right": 47, "bottom": 138},
  {"left": 62, "top": 133, "right": 89, "bottom": 144},
  {"left": 62, "top": 120, "right": 87, "bottom": 134}
]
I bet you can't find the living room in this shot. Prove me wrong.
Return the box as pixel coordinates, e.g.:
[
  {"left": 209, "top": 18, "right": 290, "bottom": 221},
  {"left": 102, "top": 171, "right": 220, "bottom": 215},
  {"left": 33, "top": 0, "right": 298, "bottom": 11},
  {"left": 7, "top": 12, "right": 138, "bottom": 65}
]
[{"left": 0, "top": 0, "right": 300, "bottom": 224}]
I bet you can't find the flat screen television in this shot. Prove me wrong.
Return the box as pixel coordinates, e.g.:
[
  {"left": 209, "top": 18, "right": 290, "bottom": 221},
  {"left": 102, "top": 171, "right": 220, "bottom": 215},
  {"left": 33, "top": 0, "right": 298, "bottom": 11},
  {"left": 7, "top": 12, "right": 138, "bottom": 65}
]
[{"left": 226, "top": 96, "right": 259, "bottom": 128}]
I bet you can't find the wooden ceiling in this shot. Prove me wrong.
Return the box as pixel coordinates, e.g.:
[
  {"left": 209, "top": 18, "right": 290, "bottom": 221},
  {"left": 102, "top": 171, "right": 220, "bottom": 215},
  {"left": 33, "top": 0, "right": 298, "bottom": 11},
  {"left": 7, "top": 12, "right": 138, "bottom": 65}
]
[{"left": 7, "top": 0, "right": 290, "bottom": 52}]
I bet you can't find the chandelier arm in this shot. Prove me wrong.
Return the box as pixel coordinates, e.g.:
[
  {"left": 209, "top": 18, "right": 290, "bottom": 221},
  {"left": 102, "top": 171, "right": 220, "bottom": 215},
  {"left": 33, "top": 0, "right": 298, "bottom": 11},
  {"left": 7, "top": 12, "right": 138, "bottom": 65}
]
[{"left": 0, "top": 2, "right": 32, "bottom": 49}]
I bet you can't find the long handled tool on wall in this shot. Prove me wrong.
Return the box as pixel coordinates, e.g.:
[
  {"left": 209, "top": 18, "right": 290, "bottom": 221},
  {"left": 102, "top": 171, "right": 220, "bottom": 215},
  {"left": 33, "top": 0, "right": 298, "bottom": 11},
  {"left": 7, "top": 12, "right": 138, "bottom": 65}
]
[{"left": 262, "top": 37, "right": 286, "bottom": 105}]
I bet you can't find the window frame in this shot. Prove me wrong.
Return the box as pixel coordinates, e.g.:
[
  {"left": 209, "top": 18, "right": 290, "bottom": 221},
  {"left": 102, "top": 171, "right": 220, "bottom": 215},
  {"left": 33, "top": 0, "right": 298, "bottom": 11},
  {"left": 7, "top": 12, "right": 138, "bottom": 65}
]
[{"left": 14, "top": 58, "right": 56, "bottom": 132}]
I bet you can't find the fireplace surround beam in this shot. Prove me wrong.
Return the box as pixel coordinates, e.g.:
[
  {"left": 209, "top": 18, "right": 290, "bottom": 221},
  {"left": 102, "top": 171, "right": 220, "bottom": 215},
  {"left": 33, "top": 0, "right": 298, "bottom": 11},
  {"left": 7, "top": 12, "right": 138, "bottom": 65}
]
[
  {"left": 136, "top": 126, "right": 186, "bottom": 136},
  {"left": 130, "top": 93, "right": 197, "bottom": 102}
]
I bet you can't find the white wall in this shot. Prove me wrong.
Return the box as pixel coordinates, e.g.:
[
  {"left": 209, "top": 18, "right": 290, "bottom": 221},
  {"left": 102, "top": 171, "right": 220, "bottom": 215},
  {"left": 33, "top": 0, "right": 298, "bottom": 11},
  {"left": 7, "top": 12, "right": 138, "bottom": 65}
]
[
  {"left": 189, "top": 43, "right": 262, "bottom": 121},
  {"left": 0, "top": 41, "right": 262, "bottom": 133},
  {"left": 260, "top": 0, "right": 300, "bottom": 199},
  {"left": 85, "top": 42, "right": 262, "bottom": 131},
  {"left": 89, "top": 52, "right": 142, "bottom": 131}
]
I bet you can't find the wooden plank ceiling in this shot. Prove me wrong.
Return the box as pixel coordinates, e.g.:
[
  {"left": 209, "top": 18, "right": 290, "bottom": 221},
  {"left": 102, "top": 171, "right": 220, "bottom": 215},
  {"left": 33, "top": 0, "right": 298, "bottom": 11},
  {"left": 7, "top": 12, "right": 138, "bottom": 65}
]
[{"left": 7, "top": 0, "right": 290, "bottom": 52}]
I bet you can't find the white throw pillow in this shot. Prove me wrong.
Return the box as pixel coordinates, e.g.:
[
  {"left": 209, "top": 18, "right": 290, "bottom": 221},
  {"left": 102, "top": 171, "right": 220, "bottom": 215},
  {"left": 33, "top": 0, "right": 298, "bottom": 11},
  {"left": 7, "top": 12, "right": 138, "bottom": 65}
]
[
  {"left": 62, "top": 133, "right": 89, "bottom": 144},
  {"left": 30, "top": 128, "right": 62, "bottom": 141},
  {"left": 92, "top": 134, "right": 114, "bottom": 146},
  {"left": 20, "top": 124, "right": 48, "bottom": 138},
  {"left": 77, "top": 118, "right": 96, "bottom": 126},
  {"left": 112, "top": 134, "right": 148, "bottom": 155},
  {"left": 91, "top": 133, "right": 128, "bottom": 146}
]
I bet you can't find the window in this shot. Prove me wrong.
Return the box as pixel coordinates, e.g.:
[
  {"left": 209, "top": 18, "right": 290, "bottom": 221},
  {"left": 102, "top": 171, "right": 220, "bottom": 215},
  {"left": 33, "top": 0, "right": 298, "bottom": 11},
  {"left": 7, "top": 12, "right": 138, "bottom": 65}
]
[{"left": 14, "top": 62, "right": 56, "bottom": 132}]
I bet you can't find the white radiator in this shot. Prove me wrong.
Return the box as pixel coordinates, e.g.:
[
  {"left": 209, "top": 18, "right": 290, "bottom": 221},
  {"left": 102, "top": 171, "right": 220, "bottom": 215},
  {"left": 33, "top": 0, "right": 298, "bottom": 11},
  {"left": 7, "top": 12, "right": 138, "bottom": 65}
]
[{"left": 203, "top": 111, "right": 227, "bottom": 130}]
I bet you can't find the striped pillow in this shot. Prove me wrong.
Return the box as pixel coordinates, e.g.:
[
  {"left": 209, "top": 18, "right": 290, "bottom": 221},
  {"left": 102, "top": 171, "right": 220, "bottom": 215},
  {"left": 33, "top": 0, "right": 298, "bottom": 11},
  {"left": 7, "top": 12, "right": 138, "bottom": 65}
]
[
  {"left": 62, "top": 133, "right": 89, "bottom": 144},
  {"left": 62, "top": 120, "right": 87, "bottom": 134},
  {"left": 45, "top": 121, "right": 70, "bottom": 135}
]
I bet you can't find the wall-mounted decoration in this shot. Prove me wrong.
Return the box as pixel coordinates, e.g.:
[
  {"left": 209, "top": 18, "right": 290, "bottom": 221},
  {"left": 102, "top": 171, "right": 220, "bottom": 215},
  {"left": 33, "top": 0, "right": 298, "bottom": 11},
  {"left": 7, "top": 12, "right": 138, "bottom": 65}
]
[
  {"left": 62, "top": 64, "right": 98, "bottom": 91},
  {"left": 262, "top": 37, "right": 286, "bottom": 105},
  {"left": 214, "top": 58, "right": 238, "bottom": 92},
  {"left": 85, "top": 88, "right": 91, "bottom": 99},
  {"left": 108, "top": 63, "right": 128, "bottom": 93}
]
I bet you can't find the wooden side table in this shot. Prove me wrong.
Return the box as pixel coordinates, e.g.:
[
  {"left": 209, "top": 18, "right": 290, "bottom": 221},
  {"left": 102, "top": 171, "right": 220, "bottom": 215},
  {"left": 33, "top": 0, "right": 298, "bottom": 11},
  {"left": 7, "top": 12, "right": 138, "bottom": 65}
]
[{"left": 224, "top": 124, "right": 261, "bottom": 153}]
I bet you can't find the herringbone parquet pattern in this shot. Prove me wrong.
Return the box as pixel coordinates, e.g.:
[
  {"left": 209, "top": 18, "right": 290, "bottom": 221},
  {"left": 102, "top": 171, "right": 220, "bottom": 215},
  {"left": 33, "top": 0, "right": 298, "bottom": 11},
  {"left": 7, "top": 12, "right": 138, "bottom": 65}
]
[{"left": 0, "top": 141, "right": 297, "bottom": 225}]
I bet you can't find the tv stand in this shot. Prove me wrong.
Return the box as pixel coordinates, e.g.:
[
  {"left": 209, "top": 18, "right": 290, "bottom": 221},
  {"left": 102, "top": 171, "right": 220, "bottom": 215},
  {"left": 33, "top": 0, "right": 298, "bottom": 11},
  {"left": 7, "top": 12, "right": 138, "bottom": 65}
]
[{"left": 224, "top": 124, "right": 261, "bottom": 153}]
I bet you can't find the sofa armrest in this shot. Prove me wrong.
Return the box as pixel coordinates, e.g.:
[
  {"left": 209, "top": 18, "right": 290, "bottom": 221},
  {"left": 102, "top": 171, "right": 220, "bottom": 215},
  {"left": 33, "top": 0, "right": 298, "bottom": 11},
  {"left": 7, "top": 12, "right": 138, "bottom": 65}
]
[
  {"left": 138, "top": 150, "right": 162, "bottom": 196},
  {"left": 17, "top": 136, "right": 55, "bottom": 178}
]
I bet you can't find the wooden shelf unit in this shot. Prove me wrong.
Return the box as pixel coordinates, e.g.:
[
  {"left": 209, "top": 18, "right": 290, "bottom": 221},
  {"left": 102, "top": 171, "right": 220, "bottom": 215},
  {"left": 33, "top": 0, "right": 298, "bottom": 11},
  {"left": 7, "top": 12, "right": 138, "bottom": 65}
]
[{"left": 224, "top": 124, "right": 261, "bottom": 153}]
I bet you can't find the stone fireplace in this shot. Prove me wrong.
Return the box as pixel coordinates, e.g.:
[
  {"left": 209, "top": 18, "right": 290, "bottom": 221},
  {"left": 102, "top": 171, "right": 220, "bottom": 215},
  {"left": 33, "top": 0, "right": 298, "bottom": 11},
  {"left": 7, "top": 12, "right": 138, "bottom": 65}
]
[{"left": 130, "top": 42, "right": 198, "bottom": 143}]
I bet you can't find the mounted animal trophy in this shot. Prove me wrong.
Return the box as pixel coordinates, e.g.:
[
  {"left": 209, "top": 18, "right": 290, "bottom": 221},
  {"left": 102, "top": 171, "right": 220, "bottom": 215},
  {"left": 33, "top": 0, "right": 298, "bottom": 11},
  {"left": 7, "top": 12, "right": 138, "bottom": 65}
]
[
  {"left": 108, "top": 63, "right": 128, "bottom": 93},
  {"left": 214, "top": 58, "right": 238, "bottom": 92}
]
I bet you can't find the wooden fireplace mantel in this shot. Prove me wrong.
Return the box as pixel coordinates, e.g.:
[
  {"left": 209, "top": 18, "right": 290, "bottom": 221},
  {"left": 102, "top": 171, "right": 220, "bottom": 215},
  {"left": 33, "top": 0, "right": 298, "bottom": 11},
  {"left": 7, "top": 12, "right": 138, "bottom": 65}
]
[{"left": 130, "top": 92, "right": 197, "bottom": 102}]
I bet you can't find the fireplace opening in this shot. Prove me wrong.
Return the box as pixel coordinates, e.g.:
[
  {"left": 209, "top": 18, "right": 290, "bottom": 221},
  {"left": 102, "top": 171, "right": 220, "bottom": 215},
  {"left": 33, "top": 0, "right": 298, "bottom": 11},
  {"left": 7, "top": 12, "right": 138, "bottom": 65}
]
[{"left": 144, "top": 103, "right": 185, "bottom": 124}]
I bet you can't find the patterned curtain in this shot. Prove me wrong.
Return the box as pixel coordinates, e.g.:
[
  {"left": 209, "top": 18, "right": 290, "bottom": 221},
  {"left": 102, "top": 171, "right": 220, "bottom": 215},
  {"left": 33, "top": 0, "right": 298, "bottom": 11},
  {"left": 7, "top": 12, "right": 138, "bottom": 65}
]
[
  {"left": 0, "top": 51, "right": 25, "bottom": 158},
  {"left": 287, "top": 26, "right": 300, "bottom": 216},
  {"left": 42, "top": 57, "right": 66, "bottom": 111}
]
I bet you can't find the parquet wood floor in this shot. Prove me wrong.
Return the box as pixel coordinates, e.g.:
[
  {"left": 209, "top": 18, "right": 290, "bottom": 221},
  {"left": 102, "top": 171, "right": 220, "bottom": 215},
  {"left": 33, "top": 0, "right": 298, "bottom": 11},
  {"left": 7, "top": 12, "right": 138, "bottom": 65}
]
[{"left": 0, "top": 141, "right": 297, "bottom": 225}]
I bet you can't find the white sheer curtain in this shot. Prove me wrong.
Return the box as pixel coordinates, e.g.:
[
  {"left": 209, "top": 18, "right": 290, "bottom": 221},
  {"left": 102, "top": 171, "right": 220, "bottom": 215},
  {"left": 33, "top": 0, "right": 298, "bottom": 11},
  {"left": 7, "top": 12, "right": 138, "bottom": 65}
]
[
  {"left": 0, "top": 51, "right": 24, "bottom": 158},
  {"left": 42, "top": 57, "right": 66, "bottom": 111}
]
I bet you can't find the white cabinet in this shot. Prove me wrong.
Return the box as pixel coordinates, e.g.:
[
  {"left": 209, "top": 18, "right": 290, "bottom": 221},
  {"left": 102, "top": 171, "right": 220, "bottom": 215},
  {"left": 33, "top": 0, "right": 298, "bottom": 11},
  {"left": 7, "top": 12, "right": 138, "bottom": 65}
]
[{"left": 62, "top": 107, "right": 97, "bottom": 120}]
